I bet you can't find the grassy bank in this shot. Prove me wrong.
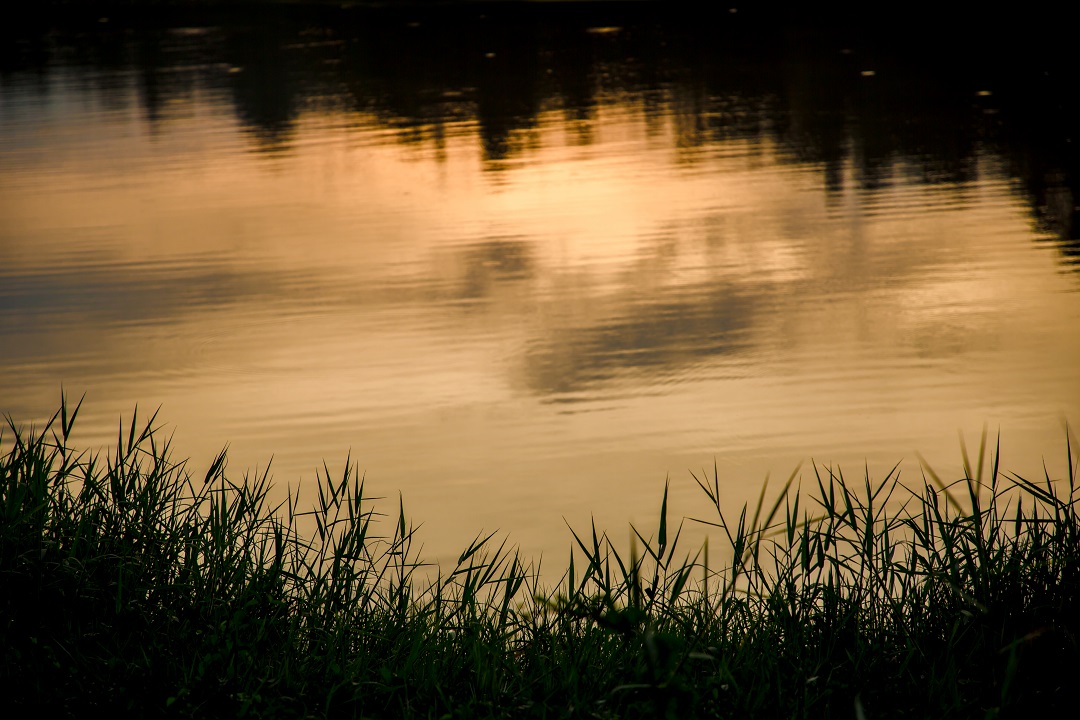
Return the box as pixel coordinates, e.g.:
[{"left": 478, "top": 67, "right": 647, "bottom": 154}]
[{"left": 2, "top": 398, "right": 1077, "bottom": 718}]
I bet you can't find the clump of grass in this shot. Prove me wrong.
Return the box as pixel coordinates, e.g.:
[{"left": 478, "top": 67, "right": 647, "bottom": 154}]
[{"left": 2, "top": 396, "right": 1077, "bottom": 718}]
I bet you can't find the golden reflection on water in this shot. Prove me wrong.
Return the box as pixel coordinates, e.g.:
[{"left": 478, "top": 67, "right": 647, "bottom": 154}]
[{"left": 2, "top": 44, "right": 1079, "bottom": 570}]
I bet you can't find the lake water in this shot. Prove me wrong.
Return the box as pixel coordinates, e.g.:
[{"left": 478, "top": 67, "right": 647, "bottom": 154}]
[{"left": 2, "top": 4, "right": 1078, "bottom": 568}]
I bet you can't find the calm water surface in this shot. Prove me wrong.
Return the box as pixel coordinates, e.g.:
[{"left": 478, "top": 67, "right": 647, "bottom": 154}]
[{"left": 2, "top": 5, "right": 1079, "bottom": 566}]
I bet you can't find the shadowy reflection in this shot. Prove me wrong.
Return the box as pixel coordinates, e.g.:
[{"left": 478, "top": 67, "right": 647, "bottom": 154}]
[
  {"left": 0, "top": 262, "right": 285, "bottom": 366},
  {"left": 522, "top": 280, "right": 754, "bottom": 397},
  {"left": 134, "top": 28, "right": 212, "bottom": 134},
  {"left": 4, "top": 3, "right": 1078, "bottom": 269},
  {"left": 455, "top": 238, "right": 536, "bottom": 301},
  {"left": 225, "top": 20, "right": 297, "bottom": 153},
  {"left": 468, "top": 237, "right": 533, "bottom": 273},
  {"left": 475, "top": 21, "right": 542, "bottom": 165},
  {"left": 136, "top": 30, "right": 166, "bottom": 128}
]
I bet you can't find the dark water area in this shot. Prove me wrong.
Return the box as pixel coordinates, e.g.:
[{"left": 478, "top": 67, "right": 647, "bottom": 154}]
[{"left": 2, "top": 2, "right": 1079, "bottom": 566}]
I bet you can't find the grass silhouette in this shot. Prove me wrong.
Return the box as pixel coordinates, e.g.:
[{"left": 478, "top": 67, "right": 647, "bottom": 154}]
[{"left": 3, "top": 396, "right": 1077, "bottom": 717}]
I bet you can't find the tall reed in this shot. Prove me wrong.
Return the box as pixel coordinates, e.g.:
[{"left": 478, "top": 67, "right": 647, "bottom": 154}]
[{"left": 2, "top": 397, "right": 1077, "bottom": 717}]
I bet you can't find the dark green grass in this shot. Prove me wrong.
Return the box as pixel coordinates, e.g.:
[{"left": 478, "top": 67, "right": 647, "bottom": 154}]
[{"left": 2, "top": 397, "right": 1078, "bottom": 718}]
